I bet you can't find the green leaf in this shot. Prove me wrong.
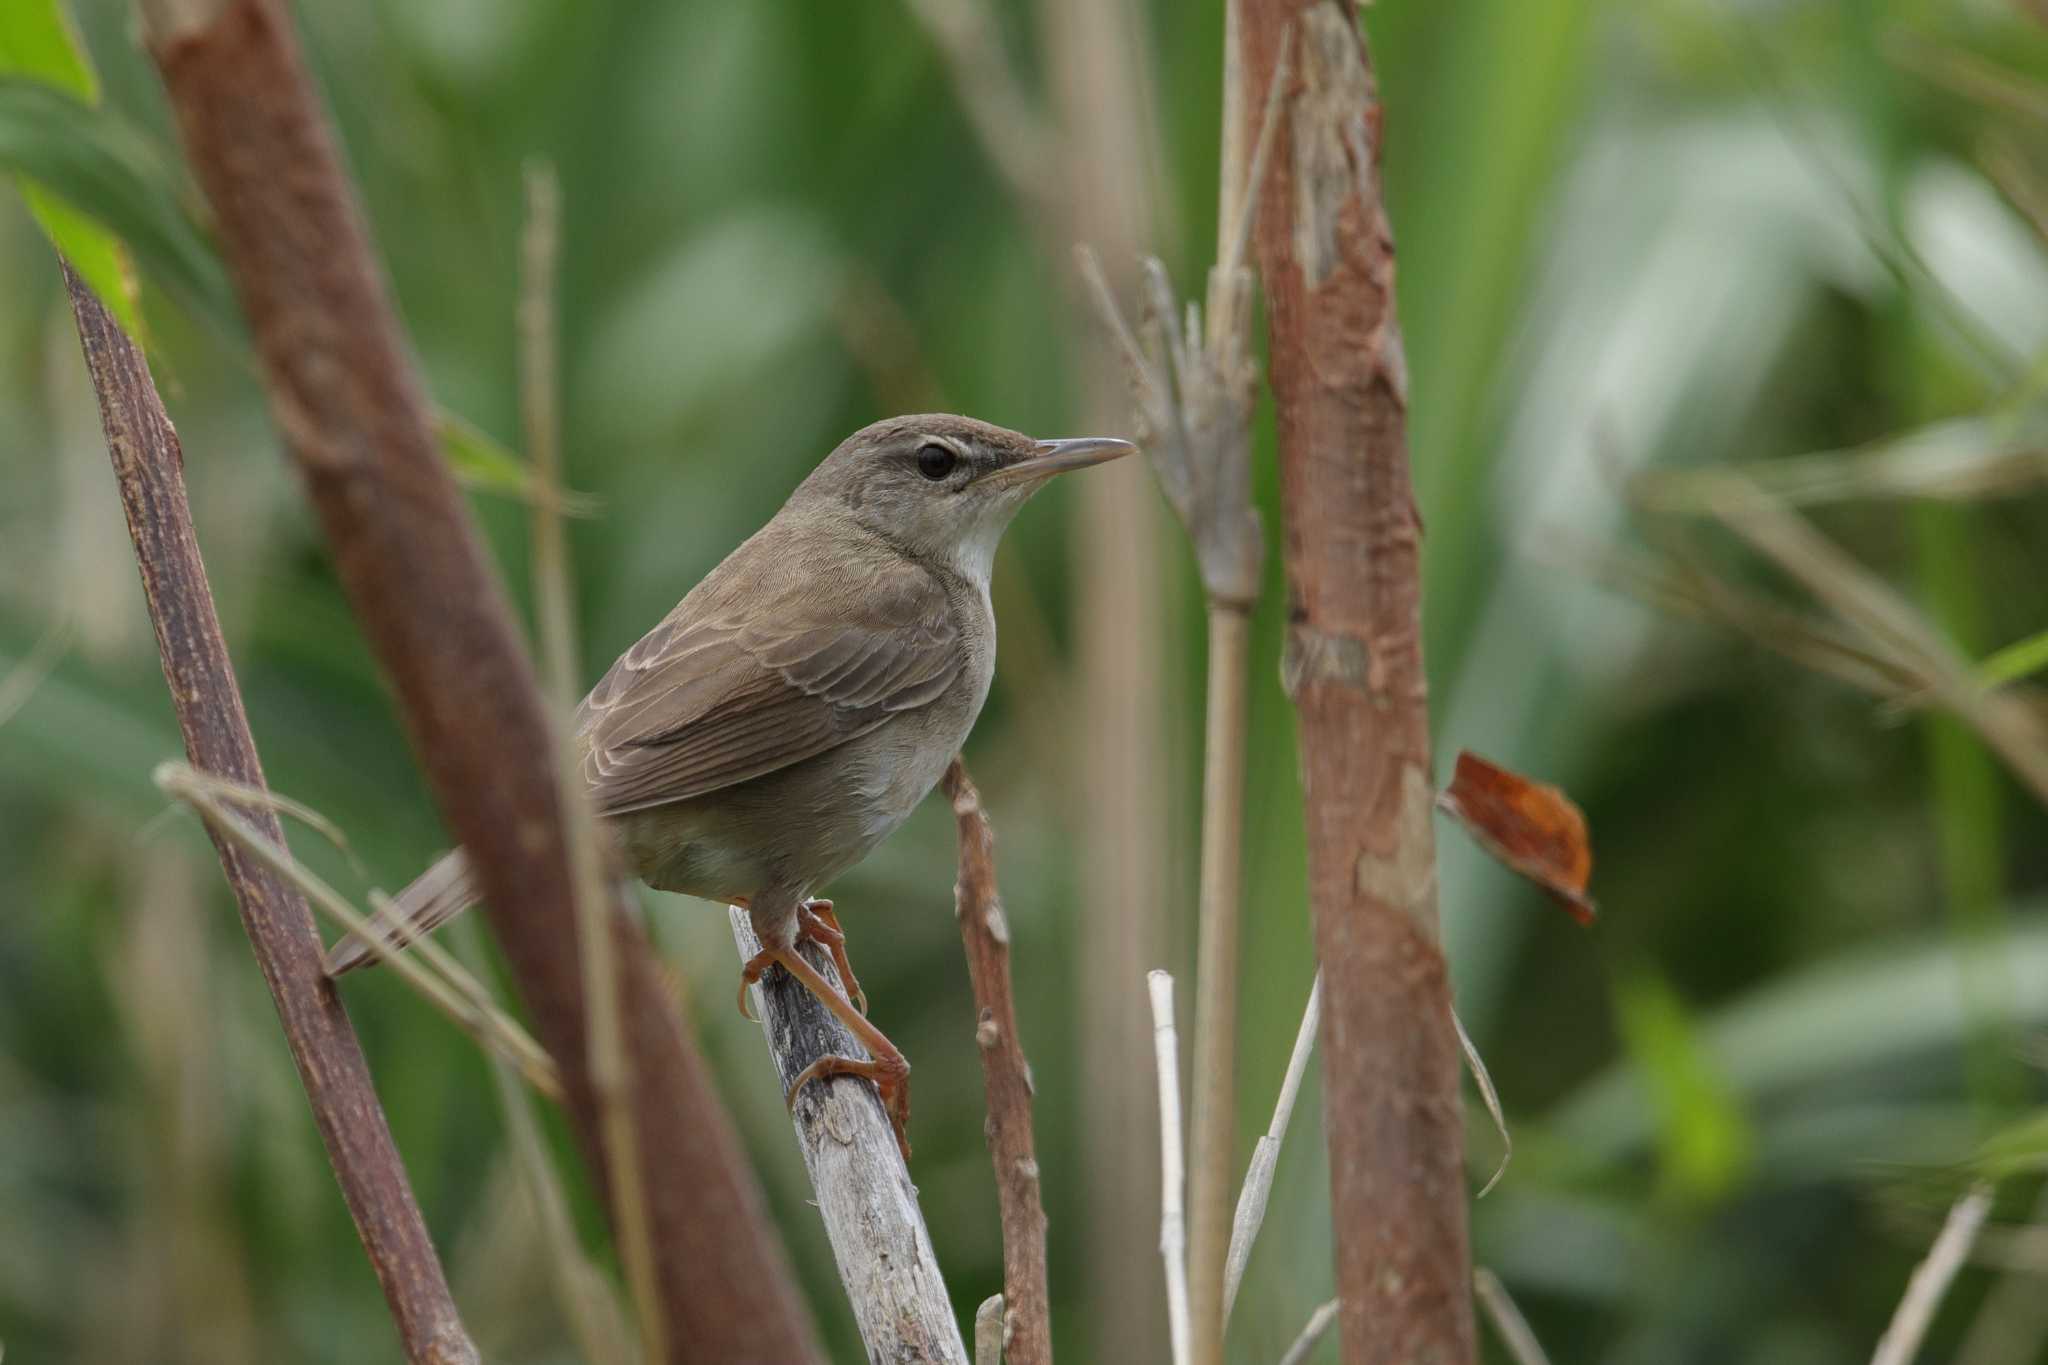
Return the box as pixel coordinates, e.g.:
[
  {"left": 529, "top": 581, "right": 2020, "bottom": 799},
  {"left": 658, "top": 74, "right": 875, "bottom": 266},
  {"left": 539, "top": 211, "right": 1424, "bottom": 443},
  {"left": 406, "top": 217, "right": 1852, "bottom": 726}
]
[
  {"left": 1982, "top": 628, "right": 2048, "bottom": 689},
  {"left": 0, "top": 0, "right": 94, "bottom": 106},
  {"left": 0, "top": 78, "right": 237, "bottom": 338},
  {"left": 1973, "top": 1109, "right": 2048, "bottom": 1182},
  {"left": 1554, "top": 914, "right": 2048, "bottom": 1167},
  {"left": 0, "top": 61, "right": 575, "bottom": 515},
  {"left": 434, "top": 409, "right": 599, "bottom": 517},
  {"left": 17, "top": 179, "right": 138, "bottom": 327},
  {"left": 0, "top": 1, "right": 148, "bottom": 339},
  {"left": 1612, "top": 969, "right": 1756, "bottom": 1203}
]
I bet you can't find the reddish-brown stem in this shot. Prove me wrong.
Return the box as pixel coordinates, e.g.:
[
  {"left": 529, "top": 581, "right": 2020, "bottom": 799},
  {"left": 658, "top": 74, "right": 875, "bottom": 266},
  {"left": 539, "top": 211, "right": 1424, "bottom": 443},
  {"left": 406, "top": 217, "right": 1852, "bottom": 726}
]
[
  {"left": 136, "top": 3, "right": 821, "bottom": 1359},
  {"left": 943, "top": 760, "right": 1052, "bottom": 1365},
  {"left": 1238, "top": 2, "right": 1477, "bottom": 1360},
  {"left": 60, "top": 263, "right": 477, "bottom": 1365}
]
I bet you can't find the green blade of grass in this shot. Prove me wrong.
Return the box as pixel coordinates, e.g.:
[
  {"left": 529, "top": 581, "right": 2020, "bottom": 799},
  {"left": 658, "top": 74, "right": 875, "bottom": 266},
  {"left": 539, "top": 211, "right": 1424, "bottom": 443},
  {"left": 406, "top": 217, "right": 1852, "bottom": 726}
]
[
  {"left": 1553, "top": 912, "right": 2048, "bottom": 1166},
  {"left": 1983, "top": 628, "right": 2048, "bottom": 688},
  {"left": 1612, "top": 969, "right": 1755, "bottom": 1203},
  {"left": 0, "top": 54, "right": 581, "bottom": 514},
  {"left": 434, "top": 408, "right": 599, "bottom": 517},
  {"left": 0, "top": 77, "right": 236, "bottom": 337},
  {"left": 0, "top": 1, "right": 146, "bottom": 339}
]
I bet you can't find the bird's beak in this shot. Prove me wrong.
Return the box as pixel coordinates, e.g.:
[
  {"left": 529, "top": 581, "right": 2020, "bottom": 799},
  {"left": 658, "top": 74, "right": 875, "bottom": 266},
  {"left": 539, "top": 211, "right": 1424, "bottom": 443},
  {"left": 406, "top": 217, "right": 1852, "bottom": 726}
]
[{"left": 991, "top": 436, "right": 1138, "bottom": 486}]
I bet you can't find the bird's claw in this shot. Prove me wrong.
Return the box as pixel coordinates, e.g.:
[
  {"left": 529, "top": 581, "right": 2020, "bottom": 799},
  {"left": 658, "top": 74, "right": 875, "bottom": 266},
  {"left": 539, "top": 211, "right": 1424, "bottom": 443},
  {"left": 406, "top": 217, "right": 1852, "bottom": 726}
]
[
  {"left": 797, "top": 899, "right": 868, "bottom": 1016},
  {"left": 786, "top": 1051, "right": 912, "bottom": 1162},
  {"left": 737, "top": 900, "right": 865, "bottom": 1019},
  {"left": 737, "top": 948, "right": 774, "bottom": 1022}
]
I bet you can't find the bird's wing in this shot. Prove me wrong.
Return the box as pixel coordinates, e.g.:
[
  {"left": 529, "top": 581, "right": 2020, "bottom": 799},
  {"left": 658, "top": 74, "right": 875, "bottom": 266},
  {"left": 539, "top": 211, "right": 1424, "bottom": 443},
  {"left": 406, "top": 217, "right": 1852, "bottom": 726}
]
[{"left": 576, "top": 562, "right": 961, "bottom": 816}]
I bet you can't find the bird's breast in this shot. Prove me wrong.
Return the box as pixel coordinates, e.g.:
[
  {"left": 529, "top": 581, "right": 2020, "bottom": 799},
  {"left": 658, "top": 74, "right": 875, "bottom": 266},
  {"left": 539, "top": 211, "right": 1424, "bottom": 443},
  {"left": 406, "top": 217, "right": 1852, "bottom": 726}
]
[{"left": 616, "top": 573, "right": 998, "bottom": 902}]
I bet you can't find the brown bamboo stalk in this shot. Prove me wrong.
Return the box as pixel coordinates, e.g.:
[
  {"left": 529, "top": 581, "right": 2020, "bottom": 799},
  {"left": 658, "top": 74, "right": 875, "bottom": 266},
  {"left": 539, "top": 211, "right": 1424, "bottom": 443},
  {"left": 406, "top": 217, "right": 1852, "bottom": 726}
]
[
  {"left": 942, "top": 760, "right": 1052, "bottom": 1365},
  {"left": 59, "top": 262, "right": 477, "bottom": 1365},
  {"left": 133, "top": 3, "right": 822, "bottom": 1359},
  {"left": 1238, "top": 2, "right": 1477, "bottom": 1360}
]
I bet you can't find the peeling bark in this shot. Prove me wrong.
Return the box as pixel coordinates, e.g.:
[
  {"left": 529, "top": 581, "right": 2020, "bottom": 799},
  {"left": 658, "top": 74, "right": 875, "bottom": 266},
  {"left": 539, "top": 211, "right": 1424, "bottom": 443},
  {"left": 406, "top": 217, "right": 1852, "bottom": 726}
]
[{"left": 1240, "top": 4, "right": 1476, "bottom": 1360}]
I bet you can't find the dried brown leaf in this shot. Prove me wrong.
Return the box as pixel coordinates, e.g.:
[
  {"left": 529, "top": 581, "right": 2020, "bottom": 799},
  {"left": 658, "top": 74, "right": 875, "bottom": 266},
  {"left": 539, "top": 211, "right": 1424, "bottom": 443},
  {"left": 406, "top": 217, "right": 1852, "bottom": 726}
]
[{"left": 1438, "top": 751, "right": 1596, "bottom": 926}]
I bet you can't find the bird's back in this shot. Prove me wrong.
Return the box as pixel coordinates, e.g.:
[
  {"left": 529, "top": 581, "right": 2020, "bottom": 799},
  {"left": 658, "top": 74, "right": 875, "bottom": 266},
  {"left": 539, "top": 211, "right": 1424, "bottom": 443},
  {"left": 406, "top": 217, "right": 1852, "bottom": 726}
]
[{"left": 586, "top": 508, "right": 996, "bottom": 900}]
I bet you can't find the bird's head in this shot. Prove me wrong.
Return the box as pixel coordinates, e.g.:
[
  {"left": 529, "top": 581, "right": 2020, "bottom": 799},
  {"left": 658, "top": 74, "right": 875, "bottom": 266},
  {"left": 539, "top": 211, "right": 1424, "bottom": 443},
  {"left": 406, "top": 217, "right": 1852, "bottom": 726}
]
[{"left": 793, "top": 414, "right": 1136, "bottom": 581}]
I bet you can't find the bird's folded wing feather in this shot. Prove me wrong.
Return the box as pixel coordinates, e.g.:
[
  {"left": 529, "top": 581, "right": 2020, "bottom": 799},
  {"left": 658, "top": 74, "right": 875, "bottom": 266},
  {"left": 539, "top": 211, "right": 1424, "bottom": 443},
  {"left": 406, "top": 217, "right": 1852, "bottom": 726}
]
[{"left": 576, "top": 564, "right": 960, "bottom": 816}]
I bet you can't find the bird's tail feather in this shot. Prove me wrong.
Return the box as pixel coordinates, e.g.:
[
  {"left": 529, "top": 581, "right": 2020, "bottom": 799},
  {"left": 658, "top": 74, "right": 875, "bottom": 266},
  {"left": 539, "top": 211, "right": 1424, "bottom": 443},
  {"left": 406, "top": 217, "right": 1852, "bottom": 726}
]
[{"left": 323, "top": 848, "right": 479, "bottom": 977}]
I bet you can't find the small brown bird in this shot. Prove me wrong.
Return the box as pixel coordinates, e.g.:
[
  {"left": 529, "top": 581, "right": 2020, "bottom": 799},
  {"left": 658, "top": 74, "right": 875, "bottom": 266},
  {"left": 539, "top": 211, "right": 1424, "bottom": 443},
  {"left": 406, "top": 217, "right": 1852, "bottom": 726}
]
[{"left": 327, "top": 414, "right": 1134, "bottom": 1157}]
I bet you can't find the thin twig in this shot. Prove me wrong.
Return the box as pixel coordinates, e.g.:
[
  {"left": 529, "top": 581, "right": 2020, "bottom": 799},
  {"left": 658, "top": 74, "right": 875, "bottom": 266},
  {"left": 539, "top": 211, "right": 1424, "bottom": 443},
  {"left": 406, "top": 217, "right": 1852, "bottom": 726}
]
[
  {"left": 1588, "top": 541, "right": 1923, "bottom": 702},
  {"left": 1871, "top": 1183, "right": 1995, "bottom": 1365},
  {"left": 1473, "top": 1270, "right": 1551, "bottom": 1365},
  {"left": 1076, "top": 60, "right": 1288, "bottom": 1358},
  {"left": 1150, "top": 970, "right": 1193, "bottom": 1365},
  {"left": 0, "top": 617, "right": 71, "bottom": 731},
  {"left": 1701, "top": 478, "right": 2048, "bottom": 808},
  {"left": 974, "top": 1295, "right": 1007, "bottom": 1365},
  {"left": 1079, "top": 44, "right": 1287, "bottom": 1363},
  {"left": 1223, "top": 974, "right": 1319, "bottom": 1322},
  {"left": 60, "top": 263, "right": 476, "bottom": 1364},
  {"left": 944, "top": 761, "right": 1051, "bottom": 1365},
  {"left": 898, "top": 0, "right": 1057, "bottom": 212},
  {"left": 138, "top": 3, "right": 823, "bottom": 1356},
  {"left": 1277, "top": 1300, "right": 1341, "bottom": 1365},
  {"left": 1956, "top": 1182, "right": 2048, "bottom": 1365},
  {"left": 474, "top": 941, "right": 636, "bottom": 1365},
  {"left": 155, "top": 764, "right": 563, "bottom": 1101},
  {"left": 908, "top": 2, "right": 1172, "bottom": 1356},
  {"left": 155, "top": 765, "right": 368, "bottom": 879},
  {"left": 730, "top": 907, "right": 969, "bottom": 1363},
  {"left": 1634, "top": 419, "right": 2048, "bottom": 509},
  {"left": 1214, "top": 22, "right": 1294, "bottom": 340},
  {"left": 1188, "top": 601, "right": 1253, "bottom": 1364},
  {"left": 1215, "top": 0, "right": 1249, "bottom": 279},
  {"left": 1454, "top": 1010, "right": 1512, "bottom": 1199},
  {"left": 520, "top": 161, "right": 665, "bottom": 1365}
]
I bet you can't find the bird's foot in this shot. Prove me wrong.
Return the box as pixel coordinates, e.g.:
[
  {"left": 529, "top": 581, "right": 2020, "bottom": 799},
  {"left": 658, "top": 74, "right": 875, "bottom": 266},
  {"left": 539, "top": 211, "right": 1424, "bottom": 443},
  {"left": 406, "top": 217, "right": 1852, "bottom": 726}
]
[
  {"left": 738, "top": 942, "right": 912, "bottom": 1161},
  {"left": 735, "top": 898, "right": 866, "bottom": 1020},
  {"left": 796, "top": 899, "right": 867, "bottom": 1016},
  {"left": 788, "top": 1047, "right": 911, "bottom": 1163}
]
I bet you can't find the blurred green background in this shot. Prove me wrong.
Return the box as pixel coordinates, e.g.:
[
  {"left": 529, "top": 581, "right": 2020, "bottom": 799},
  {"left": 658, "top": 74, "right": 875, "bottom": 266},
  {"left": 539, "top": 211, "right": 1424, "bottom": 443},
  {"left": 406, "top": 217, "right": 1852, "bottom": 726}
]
[{"left": 5, "top": 0, "right": 2048, "bottom": 1361}]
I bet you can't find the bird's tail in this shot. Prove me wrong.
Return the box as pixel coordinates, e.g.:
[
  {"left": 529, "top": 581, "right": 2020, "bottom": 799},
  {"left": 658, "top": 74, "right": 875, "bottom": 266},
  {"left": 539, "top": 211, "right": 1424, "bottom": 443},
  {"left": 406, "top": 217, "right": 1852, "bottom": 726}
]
[{"left": 323, "top": 848, "right": 480, "bottom": 977}]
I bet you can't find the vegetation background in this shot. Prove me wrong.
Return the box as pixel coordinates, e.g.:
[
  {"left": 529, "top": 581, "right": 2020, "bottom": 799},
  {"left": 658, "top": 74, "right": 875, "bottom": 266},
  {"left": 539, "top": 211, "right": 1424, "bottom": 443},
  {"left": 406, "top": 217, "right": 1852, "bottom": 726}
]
[{"left": 4, "top": 0, "right": 2048, "bottom": 1361}]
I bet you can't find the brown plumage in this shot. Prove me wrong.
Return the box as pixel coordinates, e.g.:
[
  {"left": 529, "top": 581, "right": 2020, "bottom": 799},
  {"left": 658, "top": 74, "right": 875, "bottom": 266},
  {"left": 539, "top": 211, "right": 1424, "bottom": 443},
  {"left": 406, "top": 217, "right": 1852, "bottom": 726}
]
[{"left": 325, "top": 414, "right": 1134, "bottom": 1157}]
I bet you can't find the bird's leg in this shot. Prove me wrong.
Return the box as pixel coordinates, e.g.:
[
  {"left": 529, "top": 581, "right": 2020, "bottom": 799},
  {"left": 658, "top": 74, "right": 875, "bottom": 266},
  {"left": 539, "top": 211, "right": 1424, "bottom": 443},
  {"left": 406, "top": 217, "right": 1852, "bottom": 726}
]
[
  {"left": 733, "top": 898, "right": 865, "bottom": 1020},
  {"left": 795, "top": 899, "right": 867, "bottom": 1016},
  {"left": 746, "top": 943, "right": 913, "bottom": 1161}
]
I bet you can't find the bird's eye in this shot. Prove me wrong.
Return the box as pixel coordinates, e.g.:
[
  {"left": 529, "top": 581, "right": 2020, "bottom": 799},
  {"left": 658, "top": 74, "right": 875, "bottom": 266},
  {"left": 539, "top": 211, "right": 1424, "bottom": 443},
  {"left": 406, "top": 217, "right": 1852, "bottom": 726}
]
[{"left": 915, "top": 443, "right": 958, "bottom": 480}]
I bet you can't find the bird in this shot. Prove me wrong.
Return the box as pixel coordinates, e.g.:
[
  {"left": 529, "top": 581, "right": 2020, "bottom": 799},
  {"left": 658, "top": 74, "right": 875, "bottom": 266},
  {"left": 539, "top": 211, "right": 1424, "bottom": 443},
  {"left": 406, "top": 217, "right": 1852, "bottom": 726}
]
[{"left": 324, "top": 414, "right": 1135, "bottom": 1159}]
